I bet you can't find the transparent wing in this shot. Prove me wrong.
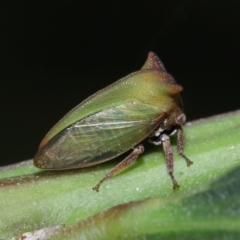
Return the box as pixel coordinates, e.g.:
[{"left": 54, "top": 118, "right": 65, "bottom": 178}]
[{"left": 34, "top": 103, "right": 166, "bottom": 169}]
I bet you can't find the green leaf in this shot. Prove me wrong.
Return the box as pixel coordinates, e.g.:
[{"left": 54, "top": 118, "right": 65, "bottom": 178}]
[{"left": 1, "top": 110, "right": 240, "bottom": 239}]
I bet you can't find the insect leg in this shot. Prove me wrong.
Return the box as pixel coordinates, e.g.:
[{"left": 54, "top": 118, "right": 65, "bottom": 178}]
[
  {"left": 177, "top": 126, "right": 193, "bottom": 166},
  {"left": 161, "top": 134, "right": 180, "bottom": 189},
  {"left": 92, "top": 144, "right": 144, "bottom": 192}
]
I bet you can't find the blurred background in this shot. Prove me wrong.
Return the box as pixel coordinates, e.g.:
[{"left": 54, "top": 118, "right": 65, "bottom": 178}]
[{"left": 1, "top": 1, "right": 239, "bottom": 166}]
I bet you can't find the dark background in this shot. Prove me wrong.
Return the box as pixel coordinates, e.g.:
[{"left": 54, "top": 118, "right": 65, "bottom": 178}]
[{"left": 1, "top": 1, "right": 239, "bottom": 166}]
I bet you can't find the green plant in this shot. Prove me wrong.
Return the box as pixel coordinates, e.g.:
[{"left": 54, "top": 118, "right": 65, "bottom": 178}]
[{"left": 1, "top": 110, "right": 240, "bottom": 239}]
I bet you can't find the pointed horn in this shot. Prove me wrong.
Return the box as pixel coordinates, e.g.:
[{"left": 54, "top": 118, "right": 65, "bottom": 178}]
[
  {"left": 141, "top": 52, "right": 167, "bottom": 72},
  {"left": 171, "top": 84, "right": 183, "bottom": 93}
]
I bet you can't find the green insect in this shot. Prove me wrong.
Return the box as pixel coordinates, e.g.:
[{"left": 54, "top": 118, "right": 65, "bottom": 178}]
[{"left": 34, "top": 52, "right": 193, "bottom": 192}]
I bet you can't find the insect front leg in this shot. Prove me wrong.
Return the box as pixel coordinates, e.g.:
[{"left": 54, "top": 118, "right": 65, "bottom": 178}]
[
  {"left": 92, "top": 144, "right": 145, "bottom": 192},
  {"left": 177, "top": 126, "right": 193, "bottom": 166},
  {"left": 149, "top": 132, "right": 179, "bottom": 189}
]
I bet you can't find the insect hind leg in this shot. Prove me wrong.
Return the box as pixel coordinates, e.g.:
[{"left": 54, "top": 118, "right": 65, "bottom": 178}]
[{"left": 92, "top": 144, "right": 144, "bottom": 192}]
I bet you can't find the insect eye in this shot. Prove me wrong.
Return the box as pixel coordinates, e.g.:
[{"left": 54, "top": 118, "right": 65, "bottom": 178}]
[{"left": 175, "top": 113, "right": 186, "bottom": 125}]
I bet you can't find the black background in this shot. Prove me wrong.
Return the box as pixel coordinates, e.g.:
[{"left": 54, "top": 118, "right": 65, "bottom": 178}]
[{"left": 1, "top": 1, "right": 240, "bottom": 166}]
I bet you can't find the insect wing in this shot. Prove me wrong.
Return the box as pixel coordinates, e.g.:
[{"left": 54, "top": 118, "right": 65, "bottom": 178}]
[
  {"left": 40, "top": 52, "right": 180, "bottom": 149},
  {"left": 34, "top": 102, "right": 166, "bottom": 169}
]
